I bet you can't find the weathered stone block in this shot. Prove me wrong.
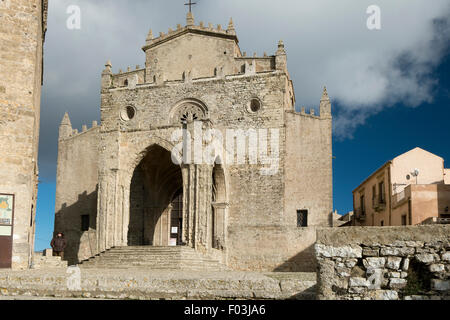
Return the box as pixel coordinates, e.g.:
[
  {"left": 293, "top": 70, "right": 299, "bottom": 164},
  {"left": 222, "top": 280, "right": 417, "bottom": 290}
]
[
  {"left": 429, "top": 264, "right": 445, "bottom": 273},
  {"left": 366, "top": 268, "right": 383, "bottom": 290},
  {"left": 415, "top": 253, "right": 435, "bottom": 264},
  {"left": 369, "top": 290, "right": 398, "bottom": 300},
  {"left": 363, "top": 257, "right": 385, "bottom": 269},
  {"left": 349, "top": 277, "right": 370, "bottom": 288},
  {"left": 386, "top": 257, "right": 402, "bottom": 270},
  {"left": 315, "top": 244, "right": 362, "bottom": 258},
  {"left": 362, "top": 248, "right": 379, "bottom": 257},
  {"left": 335, "top": 267, "right": 350, "bottom": 277},
  {"left": 389, "top": 278, "right": 407, "bottom": 289},
  {"left": 441, "top": 252, "right": 450, "bottom": 262},
  {"left": 402, "top": 258, "right": 410, "bottom": 271},
  {"left": 345, "top": 259, "right": 358, "bottom": 268},
  {"left": 380, "top": 247, "right": 415, "bottom": 256},
  {"left": 404, "top": 295, "right": 430, "bottom": 300},
  {"left": 348, "top": 287, "right": 365, "bottom": 294},
  {"left": 431, "top": 279, "right": 450, "bottom": 291},
  {"left": 405, "top": 241, "right": 424, "bottom": 248},
  {"left": 388, "top": 272, "right": 400, "bottom": 278}
]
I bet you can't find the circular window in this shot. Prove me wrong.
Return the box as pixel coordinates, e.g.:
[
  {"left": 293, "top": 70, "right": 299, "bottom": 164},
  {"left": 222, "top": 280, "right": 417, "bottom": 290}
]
[
  {"left": 249, "top": 98, "right": 262, "bottom": 113},
  {"left": 120, "top": 106, "right": 136, "bottom": 121}
]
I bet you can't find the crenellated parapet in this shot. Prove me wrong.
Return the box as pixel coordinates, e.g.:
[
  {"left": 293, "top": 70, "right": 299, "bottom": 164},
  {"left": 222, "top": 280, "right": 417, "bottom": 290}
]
[
  {"left": 58, "top": 112, "right": 99, "bottom": 141},
  {"left": 143, "top": 15, "right": 238, "bottom": 51},
  {"left": 295, "top": 87, "right": 332, "bottom": 119},
  {"left": 100, "top": 13, "right": 292, "bottom": 92}
]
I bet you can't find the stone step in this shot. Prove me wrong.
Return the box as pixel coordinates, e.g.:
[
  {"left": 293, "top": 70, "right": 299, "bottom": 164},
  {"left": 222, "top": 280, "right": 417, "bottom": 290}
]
[
  {"left": 82, "top": 259, "right": 222, "bottom": 265},
  {"left": 78, "top": 246, "right": 227, "bottom": 271},
  {"left": 81, "top": 259, "right": 222, "bottom": 265}
]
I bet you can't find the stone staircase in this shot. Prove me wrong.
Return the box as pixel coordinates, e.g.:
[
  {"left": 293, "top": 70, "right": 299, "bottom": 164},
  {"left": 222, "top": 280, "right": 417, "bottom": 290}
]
[
  {"left": 32, "top": 251, "right": 68, "bottom": 270},
  {"left": 78, "top": 246, "right": 228, "bottom": 271}
]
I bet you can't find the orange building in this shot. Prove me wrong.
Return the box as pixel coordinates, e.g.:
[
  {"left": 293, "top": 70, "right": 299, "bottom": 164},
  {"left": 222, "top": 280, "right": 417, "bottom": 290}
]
[{"left": 352, "top": 148, "right": 450, "bottom": 226}]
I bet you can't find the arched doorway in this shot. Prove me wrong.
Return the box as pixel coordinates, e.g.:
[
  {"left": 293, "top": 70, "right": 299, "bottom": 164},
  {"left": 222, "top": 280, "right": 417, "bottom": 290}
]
[
  {"left": 211, "top": 162, "right": 227, "bottom": 250},
  {"left": 128, "top": 145, "right": 183, "bottom": 246}
]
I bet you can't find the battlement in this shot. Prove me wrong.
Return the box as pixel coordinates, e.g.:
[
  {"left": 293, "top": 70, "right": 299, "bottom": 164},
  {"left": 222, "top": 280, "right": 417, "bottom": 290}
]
[
  {"left": 58, "top": 113, "right": 99, "bottom": 140},
  {"left": 298, "top": 106, "right": 320, "bottom": 118},
  {"left": 292, "top": 87, "right": 332, "bottom": 120},
  {"left": 142, "top": 15, "right": 238, "bottom": 52},
  {"left": 111, "top": 68, "right": 146, "bottom": 88},
  {"left": 101, "top": 13, "right": 289, "bottom": 91}
]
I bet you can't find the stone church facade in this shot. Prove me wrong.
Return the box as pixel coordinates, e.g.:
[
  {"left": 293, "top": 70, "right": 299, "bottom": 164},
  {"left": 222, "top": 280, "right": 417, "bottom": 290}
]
[
  {"left": 55, "top": 13, "right": 333, "bottom": 271},
  {"left": 0, "top": 0, "right": 48, "bottom": 269}
]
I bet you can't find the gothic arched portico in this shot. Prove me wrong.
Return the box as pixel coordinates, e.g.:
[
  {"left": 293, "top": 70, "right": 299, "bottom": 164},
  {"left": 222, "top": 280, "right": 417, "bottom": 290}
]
[{"left": 128, "top": 144, "right": 183, "bottom": 246}]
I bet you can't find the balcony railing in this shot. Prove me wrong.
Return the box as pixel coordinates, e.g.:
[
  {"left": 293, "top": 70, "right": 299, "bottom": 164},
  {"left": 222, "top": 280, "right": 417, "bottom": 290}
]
[
  {"left": 420, "top": 217, "right": 450, "bottom": 225},
  {"left": 354, "top": 208, "right": 366, "bottom": 221},
  {"left": 372, "top": 194, "right": 386, "bottom": 211}
]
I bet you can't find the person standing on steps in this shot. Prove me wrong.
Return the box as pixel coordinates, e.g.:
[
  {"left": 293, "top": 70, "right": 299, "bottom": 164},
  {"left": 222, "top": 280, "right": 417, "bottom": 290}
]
[{"left": 50, "top": 232, "right": 67, "bottom": 260}]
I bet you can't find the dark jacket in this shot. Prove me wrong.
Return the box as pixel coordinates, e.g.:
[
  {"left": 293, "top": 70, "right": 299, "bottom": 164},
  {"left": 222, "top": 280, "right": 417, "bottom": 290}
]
[{"left": 51, "top": 235, "right": 67, "bottom": 252}]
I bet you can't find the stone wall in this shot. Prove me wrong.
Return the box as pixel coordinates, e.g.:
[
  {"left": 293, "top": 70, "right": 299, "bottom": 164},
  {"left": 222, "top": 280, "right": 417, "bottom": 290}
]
[
  {"left": 315, "top": 226, "right": 450, "bottom": 300},
  {"left": 0, "top": 0, "right": 48, "bottom": 269},
  {"left": 228, "top": 226, "right": 317, "bottom": 272},
  {"left": 55, "top": 125, "right": 100, "bottom": 265}
]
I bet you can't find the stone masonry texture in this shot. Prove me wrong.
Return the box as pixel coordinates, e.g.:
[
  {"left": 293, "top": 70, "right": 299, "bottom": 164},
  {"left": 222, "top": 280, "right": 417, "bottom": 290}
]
[
  {"left": 315, "top": 225, "right": 450, "bottom": 300},
  {"left": 0, "top": 0, "right": 48, "bottom": 269}
]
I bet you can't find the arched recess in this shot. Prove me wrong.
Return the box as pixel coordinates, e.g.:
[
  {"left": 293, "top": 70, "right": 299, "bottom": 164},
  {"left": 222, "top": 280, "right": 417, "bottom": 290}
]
[
  {"left": 210, "top": 159, "right": 228, "bottom": 250},
  {"left": 128, "top": 144, "right": 183, "bottom": 246}
]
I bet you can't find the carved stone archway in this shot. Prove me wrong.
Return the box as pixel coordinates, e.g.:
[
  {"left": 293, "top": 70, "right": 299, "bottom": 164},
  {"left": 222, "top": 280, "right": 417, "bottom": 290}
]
[{"left": 169, "top": 98, "right": 209, "bottom": 125}]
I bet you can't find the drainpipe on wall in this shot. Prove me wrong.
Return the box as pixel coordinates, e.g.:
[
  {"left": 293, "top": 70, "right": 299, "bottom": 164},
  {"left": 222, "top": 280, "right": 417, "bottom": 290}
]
[
  {"left": 388, "top": 165, "right": 392, "bottom": 226},
  {"left": 408, "top": 198, "right": 412, "bottom": 225}
]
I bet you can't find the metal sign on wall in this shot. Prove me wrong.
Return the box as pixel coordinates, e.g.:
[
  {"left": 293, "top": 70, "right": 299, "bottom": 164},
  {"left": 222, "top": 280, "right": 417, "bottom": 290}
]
[
  {"left": 0, "top": 194, "right": 14, "bottom": 236},
  {"left": 0, "top": 193, "right": 14, "bottom": 268}
]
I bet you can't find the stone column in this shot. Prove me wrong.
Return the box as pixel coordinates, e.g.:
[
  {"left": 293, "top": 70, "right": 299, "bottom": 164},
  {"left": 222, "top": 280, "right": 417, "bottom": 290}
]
[
  {"left": 120, "top": 184, "right": 130, "bottom": 246},
  {"left": 181, "top": 165, "right": 190, "bottom": 245},
  {"left": 96, "top": 171, "right": 107, "bottom": 253},
  {"left": 211, "top": 202, "right": 229, "bottom": 250}
]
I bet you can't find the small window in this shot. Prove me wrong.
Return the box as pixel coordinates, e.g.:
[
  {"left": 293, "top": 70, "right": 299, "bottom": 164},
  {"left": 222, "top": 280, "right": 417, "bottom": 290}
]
[
  {"left": 123, "top": 79, "right": 128, "bottom": 86},
  {"left": 81, "top": 215, "right": 90, "bottom": 231},
  {"left": 401, "top": 215, "right": 407, "bottom": 226},
  {"left": 297, "top": 210, "right": 308, "bottom": 227},
  {"left": 372, "top": 185, "right": 376, "bottom": 206},
  {"left": 249, "top": 99, "right": 261, "bottom": 113},
  {"left": 120, "top": 106, "right": 136, "bottom": 121},
  {"left": 381, "top": 220, "right": 384, "bottom": 226},
  {"left": 360, "top": 194, "right": 365, "bottom": 213},
  {"left": 379, "top": 181, "right": 385, "bottom": 203}
]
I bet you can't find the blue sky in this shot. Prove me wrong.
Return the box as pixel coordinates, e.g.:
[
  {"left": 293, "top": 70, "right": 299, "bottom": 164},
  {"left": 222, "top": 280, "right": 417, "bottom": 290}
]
[
  {"left": 333, "top": 53, "right": 450, "bottom": 217},
  {"left": 34, "top": 1, "right": 450, "bottom": 251}
]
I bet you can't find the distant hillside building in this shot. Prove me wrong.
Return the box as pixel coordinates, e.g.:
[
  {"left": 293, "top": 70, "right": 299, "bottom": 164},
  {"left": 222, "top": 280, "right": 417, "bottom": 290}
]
[
  {"left": 54, "top": 13, "right": 333, "bottom": 271},
  {"left": 0, "top": 0, "right": 48, "bottom": 269},
  {"left": 353, "top": 147, "right": 450, "bottom": 226}
]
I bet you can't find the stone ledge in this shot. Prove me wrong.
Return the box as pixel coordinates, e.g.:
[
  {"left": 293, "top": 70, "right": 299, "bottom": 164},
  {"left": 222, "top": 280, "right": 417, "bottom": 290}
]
[{"left": 316, "top": 225, "right": 450, "bottom": 246}]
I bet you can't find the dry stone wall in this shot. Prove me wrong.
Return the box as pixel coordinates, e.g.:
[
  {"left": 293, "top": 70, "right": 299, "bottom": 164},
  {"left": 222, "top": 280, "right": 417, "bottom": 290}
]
[{"left": 315, "top": 225, "right": 450, "bottom": 300}]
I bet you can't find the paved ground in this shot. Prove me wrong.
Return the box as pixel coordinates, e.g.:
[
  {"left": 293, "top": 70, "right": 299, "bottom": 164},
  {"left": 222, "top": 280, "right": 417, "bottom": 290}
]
[{"left": 0, "top": 269, "right": 317, "bottom": 300}]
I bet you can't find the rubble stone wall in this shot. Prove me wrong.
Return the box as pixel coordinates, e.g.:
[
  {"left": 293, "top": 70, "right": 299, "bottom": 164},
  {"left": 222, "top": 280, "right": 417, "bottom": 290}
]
[{"left": 315, "top": 226, "right": 450, "bottom": 300}]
